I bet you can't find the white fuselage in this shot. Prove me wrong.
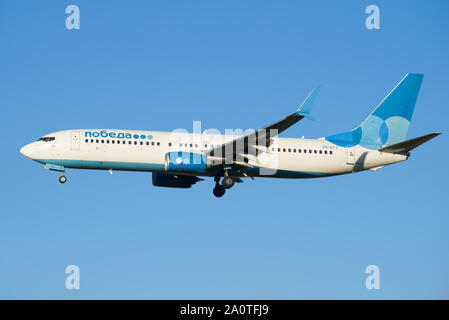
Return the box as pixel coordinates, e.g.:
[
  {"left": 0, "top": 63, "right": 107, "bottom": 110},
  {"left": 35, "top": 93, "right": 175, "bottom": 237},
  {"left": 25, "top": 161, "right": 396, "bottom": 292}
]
[{"left": 20, "top": 129, "right": 408, "bottom": 179}]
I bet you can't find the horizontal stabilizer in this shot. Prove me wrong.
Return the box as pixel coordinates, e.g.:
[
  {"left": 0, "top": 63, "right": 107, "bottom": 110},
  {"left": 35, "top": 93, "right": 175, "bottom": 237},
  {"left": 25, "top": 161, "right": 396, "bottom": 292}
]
[{"left": 378, "top": 132, "right": 441, "bottom": 154}]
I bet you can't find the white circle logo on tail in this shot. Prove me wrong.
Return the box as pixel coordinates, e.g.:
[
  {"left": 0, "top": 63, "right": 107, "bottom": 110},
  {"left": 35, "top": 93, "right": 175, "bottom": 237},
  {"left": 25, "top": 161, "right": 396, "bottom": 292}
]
[{"left": 385, "top": 116, "right": 410, "bottom": 145}]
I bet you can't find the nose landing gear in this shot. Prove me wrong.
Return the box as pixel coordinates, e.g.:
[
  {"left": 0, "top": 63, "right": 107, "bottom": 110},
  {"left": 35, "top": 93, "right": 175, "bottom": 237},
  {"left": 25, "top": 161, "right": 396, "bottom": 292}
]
[
  {"left": 59, "top": 175, "right": 67, "bottom": 184},
  {"left": 44, "top": 164, "right": 67, "bottom": 184}
]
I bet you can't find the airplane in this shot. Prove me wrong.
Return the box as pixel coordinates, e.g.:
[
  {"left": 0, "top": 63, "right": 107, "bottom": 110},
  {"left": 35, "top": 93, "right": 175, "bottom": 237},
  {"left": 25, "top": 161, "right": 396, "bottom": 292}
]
[{"left": 20, "top": 73, "right": 440, "bottom": 197}]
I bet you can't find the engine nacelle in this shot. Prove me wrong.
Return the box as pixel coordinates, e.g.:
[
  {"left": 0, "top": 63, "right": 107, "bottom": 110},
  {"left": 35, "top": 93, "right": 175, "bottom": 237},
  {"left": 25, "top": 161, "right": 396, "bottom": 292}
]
[
  {"left": 152, "top": 172, "right": 203, "bottom": 188},
  {"left": 165, "top": 151, "right": 207, "bottom": 174}
]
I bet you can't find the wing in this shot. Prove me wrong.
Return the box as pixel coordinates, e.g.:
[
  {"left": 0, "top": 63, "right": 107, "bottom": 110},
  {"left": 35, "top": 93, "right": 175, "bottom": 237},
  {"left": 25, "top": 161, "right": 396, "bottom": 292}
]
[{"left": 206, "top": 87, "right": 319, "bottom": 168}]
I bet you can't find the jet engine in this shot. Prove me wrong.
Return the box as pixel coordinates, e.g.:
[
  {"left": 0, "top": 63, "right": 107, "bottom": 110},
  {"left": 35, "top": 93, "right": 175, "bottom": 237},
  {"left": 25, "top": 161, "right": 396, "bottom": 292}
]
[
  {"left": 152, "top": 172, "right": 203, "bottom": 188},
  {"left": 164, "top": 151, "right": 208, "bottom": 174}
]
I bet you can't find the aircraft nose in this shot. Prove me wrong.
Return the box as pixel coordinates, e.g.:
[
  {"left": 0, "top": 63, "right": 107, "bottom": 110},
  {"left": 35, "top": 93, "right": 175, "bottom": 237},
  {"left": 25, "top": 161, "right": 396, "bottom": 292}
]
[{"left": 20, "top": 143, "right": 36, "bottom": 159}]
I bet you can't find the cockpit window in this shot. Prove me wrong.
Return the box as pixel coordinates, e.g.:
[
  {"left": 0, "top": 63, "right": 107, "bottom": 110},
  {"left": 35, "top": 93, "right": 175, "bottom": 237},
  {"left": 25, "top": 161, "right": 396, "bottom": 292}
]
[{"left": 38, "top": 137, "right": 55, "bottom": 142}]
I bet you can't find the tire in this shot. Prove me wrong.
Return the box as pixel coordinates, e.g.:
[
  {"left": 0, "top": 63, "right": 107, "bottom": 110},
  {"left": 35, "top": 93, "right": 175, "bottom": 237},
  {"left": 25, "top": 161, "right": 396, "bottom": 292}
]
[
  {"left": 222, "top": 176, "right": 235, "bottom": 189},
  {"left": 59, "top": 175, "right": 67, "bottom": 184},
  {"left": 213, "top": 185, "right": 226, "bottom": 197}
]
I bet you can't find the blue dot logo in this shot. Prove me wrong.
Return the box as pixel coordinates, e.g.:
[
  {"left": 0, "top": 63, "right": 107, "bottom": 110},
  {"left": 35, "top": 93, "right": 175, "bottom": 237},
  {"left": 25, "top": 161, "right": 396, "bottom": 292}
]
[
  {"left": 147, "top": 135, "right": 153, "bottom": 139},
  {"left": 133, "top": 134, "right": 139, "bottom": 139}
]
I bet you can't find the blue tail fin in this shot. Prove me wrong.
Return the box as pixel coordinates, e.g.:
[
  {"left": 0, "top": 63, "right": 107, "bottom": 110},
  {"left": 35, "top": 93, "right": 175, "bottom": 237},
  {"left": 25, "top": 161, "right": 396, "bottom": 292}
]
[{"left": 326, "top": 73, "right": 423, "bottom": 149}]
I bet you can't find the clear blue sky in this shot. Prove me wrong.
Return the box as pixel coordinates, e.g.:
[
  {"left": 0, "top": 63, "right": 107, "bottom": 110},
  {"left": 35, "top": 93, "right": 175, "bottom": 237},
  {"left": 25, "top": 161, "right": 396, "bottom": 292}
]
[{"left": 1, "top": 0, "right": 448, "bottom": 299}]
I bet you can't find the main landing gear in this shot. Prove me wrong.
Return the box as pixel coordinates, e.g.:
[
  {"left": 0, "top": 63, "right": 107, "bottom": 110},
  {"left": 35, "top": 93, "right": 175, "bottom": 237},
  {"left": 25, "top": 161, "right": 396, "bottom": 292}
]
[
  {"left": 212, "top": 172, "right": 237, "bottom": 198},
  {"left": 213, "top": 175, "right": 226, "bottom": 197},
  {"left": 222, "top": 175, "right": 235, "bottom": 189},
  {"left": 213, "top": 184, "right": 226, "bottom": 197}
]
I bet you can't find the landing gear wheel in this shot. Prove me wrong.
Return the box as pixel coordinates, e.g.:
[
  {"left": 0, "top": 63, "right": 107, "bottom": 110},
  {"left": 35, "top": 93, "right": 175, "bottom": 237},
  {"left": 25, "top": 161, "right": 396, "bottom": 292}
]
[
  {"left": 59, "top": 175, "right": 67, "bottom": 184},
  {"left": 213, "top": 184, "right": 226, "bottom": 197},
  {"left": 222, "top": 176, "right": 235, "bottom": 189}
]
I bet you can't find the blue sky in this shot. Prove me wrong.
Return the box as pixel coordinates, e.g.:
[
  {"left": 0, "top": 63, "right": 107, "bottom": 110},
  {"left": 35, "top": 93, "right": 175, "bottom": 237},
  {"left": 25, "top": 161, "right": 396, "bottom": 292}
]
[{"left": 1, "top": 0, "right": 448, "bottom": 299}]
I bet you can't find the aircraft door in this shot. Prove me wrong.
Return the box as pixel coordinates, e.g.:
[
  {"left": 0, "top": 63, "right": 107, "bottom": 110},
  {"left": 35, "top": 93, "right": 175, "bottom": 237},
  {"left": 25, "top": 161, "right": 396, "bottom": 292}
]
[
  {"left": 346, "top": 147, "right": 355, "bottom": 165},
  {"left": 71, "top": 131, "right": 80, "bottom": 151}
]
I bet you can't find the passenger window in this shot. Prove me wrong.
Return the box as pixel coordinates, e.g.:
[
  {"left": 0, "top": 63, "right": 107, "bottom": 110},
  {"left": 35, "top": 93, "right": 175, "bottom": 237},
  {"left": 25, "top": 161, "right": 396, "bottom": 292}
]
[
  {"left": 314, "top": 150, "right": 317, "bottom": 154},
  {"left": 128, "top": 141, "right": 131, "bottom": 145},
  {"left": 205, "top": 144, "right": 208, "bottom": 148},
  {"left": 195, "top": 144, "right": 198, "bottom": 148},
  {"left": 319, "top": 150, "right": 322, "bottom": 154},
  {"left": 157, "top": 142, "right": 160, "bottom": 146},
  {"left": 106, "top": 140, "right": 109, "bottom": 144},
  {"left": 101, "top": 140, "right": 104, "bottom": 143},
  {"left": 304, "top": 149, "right": 307, "bottom": 153},
  {"left": 85, "top": 139, "right": 88, "bottom": 143},
  {"left": 330, "top": 151, "right": 333, "bottom": 155},
  {"left": 169, "top": 143, "right": 172, "bottom": 147},
  {"left": 146, "top": 142, "right": 149, "bottom": 146},
  {"left": 190, "top": 143, "right": 192, "bottom": 147},
  {"left": 288, "top": 148, "right": 291, "bottom": 152},
  {"left": 309, "top": 150, "right": 312, "bottom": 153},
  {"left": 298, "top": 149, "right": 301, "bottom": 153},
  {"left": 112, "top": 140, "right": 115, "bottom": 144},
  {"left": 96, "top": 140, "right": 99, "bottom": 143},
  {"left": 140, "top": 141, "right": 143, "bottom": 145},
  {"left": 283, "top": 148, "right": 286, "bottom": 152},
  {"left": 152, "top": 142, "right": 155, "bottom": 146},
  {"left": 272, "top": 148, "right": 274, "bottom": 151},
  {"left": 278, "top": 148, "right": 281, "bottom": 152},
  {"left": 91, "top": 139, "right": 94, "bottom": 143},
  {"left": 293, "top": 149, "right": 296, "bottom": 152},
  {"left": 324, "top": 150, "right": 327, "bottom": 154}
]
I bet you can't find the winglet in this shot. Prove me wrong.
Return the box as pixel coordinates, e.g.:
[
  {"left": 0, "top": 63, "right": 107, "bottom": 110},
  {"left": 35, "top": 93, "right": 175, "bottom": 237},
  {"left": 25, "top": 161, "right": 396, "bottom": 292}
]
[{"left": 294, "top": 86, "right": 320, "bottom": 120}]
